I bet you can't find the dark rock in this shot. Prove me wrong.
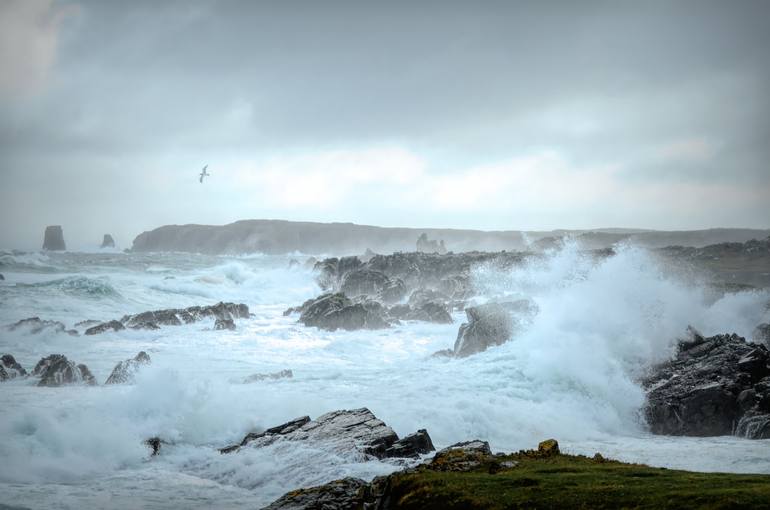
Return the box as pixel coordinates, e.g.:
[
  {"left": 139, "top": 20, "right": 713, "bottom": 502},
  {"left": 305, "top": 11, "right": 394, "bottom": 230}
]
[
  {"left": 144, "top": 437, "right": 165, "bottom": 456},
  {"left": 75, "top": 319, "right": 102, "bottom": 329},
  {"left": 242, "top": 369, "right": 293, "bottom": 383},
  {"left": 105, "top": 351, "right": 151, "bottom": 384},
  {"left": 85, "top": 320, "right": 126, "bottom": 335},
  {"left": 214, "top": 317, "right": 236, "bottom": 330},
  {"left": 6, "top": 317, "right": 76, "bottom": 336},
  {"left": 736, "top": 413, "right": 770, "bottom": 439},
  {"left": 407, "top": 288, "right": 449, "bottom": 308},
  {"left": 429, "top": 440, "right": 493, "bottom": 472},
  {"left": 453, "top": 301, "right": 537, "bottom": 357},
  {"left": 1, "top": 354, "right": 27, "bottom": 378},
  {"left": 376, "top": 278, "right": 407, "bottom": 304},
  {"left": 382, "top": 429, "right": 435, "bottom": 459},
  {"left": 0, "top": 365, "right": 7, "bottom": 381},
  {"left": 100, "top": 234, "right": 116, "bottom": 248},
  {"left": 298, "top": 293, "right": 390, "bottom": 331},
  {"left": 262, "top": 477, "right": 370, "bottom": 510},
  {"left": 644, "top": 332, "right": 770, "bottom": 437},
  {"left": 340, "top": 269, "right": 391, "bottom": 297},
  {"left": 34, "top": 355, "right": 96, "bottom": 386},
  {"left": 404, "top": 301, "right": 452, "bottom": 324},
  {"left": 538, "top": 439, "right": 560, "bottom": 455},
  {"left": 221, "top": 408, "right": 428, "bottom": 462},
  {"left": 42, "top": 225, "right": 66, "bottom": 251}
]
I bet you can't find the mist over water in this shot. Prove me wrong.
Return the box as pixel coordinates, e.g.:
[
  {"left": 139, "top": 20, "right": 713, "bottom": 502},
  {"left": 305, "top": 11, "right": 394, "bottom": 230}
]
[{"left": 1, "top": 245, "right": 769, "bottom": 508}]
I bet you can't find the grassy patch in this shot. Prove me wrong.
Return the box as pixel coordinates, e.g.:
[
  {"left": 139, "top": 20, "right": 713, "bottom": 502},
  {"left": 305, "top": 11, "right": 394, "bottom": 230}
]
[{"left": 384, "top": 453, "right": 770, "bottom": 509}]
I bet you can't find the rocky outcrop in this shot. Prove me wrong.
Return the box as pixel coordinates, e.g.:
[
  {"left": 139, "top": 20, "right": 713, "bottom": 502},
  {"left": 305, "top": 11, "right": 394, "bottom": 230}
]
[
  {"left": 220, "top": 408, "right": 435, "bottom": 461},
  {"left": 33, "top": 354, "right": 96, "bottom": 386},
  {"left": 42, "top": 225, "right": 66, "bottom": 251},
  {"left": 214, "top": 317, "right": 236, "bottom": 330},
  {"left": 85, "top": 302, "right": 250, "bottom": 335},
  {"left": 1, "top": 354, "right": 27, "bottom": 380},
  {"left": 100, "top": 234, "right": 116, "bottom": 248},
  {"left": 6, "top": 317, "right": 78, "bottom": 336},
  {"left": 298, "top": 293, "right": 391, "bottom": 331},
  {"left": 453, "top": 301, "right": 537, "bottom": 357},
  {"left": 262, "top": 477, "right": 370, "bottom": 510},
  {"left": 643, "top": 330, "right": 770, "bottom": 438},
  {"left": 403, "top": 302, "right": 452, "bottom": 324},
  {"left": 340, "top": 269, "right": 391, "bottom": 297},
  {"left": 242, "top": 369, "right": 293, "bottom": 383},
  {"left": 105, "top": 351, "right": 151, "bottom": 384}
]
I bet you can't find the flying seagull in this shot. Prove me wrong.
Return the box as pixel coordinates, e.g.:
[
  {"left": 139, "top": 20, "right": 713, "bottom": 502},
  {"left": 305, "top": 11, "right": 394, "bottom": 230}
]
[{"left": 199, "top": 165, "right": 209, "bottom": 183}]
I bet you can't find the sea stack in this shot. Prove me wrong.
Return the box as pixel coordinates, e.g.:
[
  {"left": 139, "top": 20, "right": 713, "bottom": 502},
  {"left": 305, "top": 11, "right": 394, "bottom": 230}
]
[
  {"left": 42, "top": 226, "right": 66, "bottom": 251},
  {"left": 101, "top": 234, "right": 116, "bottom": 248}
]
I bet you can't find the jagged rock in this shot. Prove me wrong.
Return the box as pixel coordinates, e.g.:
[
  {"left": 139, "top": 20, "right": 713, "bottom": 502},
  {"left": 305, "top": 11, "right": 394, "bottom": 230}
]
[
  {"left": 453, "top": 301, "right": 537, "bottom": 357},
  {"left": 408, "top": 288, "right": 449, "bottom": 308},
  {"left": 736, "top": 413, "right": 770, "bottom": 439},
  {"left": 7, "top": 317, "right": 68, "bottom": 335},
  {"left": 429, "top": 440, "right": 494, "bottom": 472},
  {"left": 538, "top": 439, "right": 560, "bottom": 455},
  {"left": 75, "top": 319, "right": 102, "bottom": 329},
  {"left": 221, "top": 408, "right": 433, "bottom": 461},
  {"left": 242, "top": 369, "right": 293, "bottom": 383},
  {"left": 214, "top": 317, "right": 236, "bottom": 330},
  {"left": 382, "top": 429, "right": 435, "bottom": 459},
  {"left": 643, "top": 331, "right": 770, "bottom": 437},
  {"left": 376, "top": 278, "right": 407, "bottom": 304},
  {"left": 85, "top": 302, "right": 250, "bottom": 334},
  {"left": 315, "top": 256, "right": 363, "bottom": 290},
  {"left": 298, "top": 293, "right": 390, "bottom": 331},
  {"left": 85, "top": 320, "right": 125, "bottom": 335},
  {"left": 100, "top": 234, "right": 115, "bottom": 248},
  {"left": 42, "top": 225, "right": 66, "bottom": 251},
  {"left": 105, "top": 351, "right": 151, "bottom": 384},
  {"left": 34, "top": 355, "right": 96, "bottom": 386},
  {"left": 754, "top": 323, "right": 770, "bottom": 348},
  {"left": 1, "top": 354, "right": 27, "bottom": 379},
  {"left": 404, "top": 301, "right": 452, "bottom": 324},
  {"left": 262, "top": 477, "right": 370, "bottom": 510},
  {"left": 340, "top": 269, "right": 391, "bottom": 297}
]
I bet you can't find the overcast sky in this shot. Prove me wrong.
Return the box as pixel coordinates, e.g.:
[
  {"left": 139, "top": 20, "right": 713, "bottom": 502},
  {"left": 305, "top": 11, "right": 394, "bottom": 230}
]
[{"left": 1, "top": 0, "right": 768, "bottom": 250}]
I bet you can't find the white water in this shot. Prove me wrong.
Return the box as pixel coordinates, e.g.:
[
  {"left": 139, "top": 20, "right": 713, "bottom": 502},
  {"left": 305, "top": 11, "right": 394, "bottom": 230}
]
[{"left": 1, "top": 245, "right": 769, "bottom": 509}]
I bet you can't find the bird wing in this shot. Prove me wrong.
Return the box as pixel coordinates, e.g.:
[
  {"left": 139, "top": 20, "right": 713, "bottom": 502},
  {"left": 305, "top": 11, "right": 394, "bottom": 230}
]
[{"left": 199, "top": 174, "right": 204, "bottom": 183}]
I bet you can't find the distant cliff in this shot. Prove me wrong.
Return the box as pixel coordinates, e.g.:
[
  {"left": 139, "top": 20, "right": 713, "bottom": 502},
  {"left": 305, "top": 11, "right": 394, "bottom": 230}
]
[{"left": 130, "top": 220, "right": 770, "bottom": 255}]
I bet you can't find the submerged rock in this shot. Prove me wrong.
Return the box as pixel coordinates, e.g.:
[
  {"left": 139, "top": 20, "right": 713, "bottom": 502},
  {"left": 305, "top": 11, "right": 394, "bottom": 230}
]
[
  {"left": 100, "top": 234, "right": 116, "bottom": 248},
  {"left": 298, "top": 293, "right": 390, "bottom": 331},
  {"left": 643, "top": 330, "right": 770, "bottom": 438},
  {"left": 242, "top": 369, "right": 293, "bottom": 383},
  {"left": 85, "top": 302, "right": 250, "bottom": 334},
  {"left": 1, "top": 354, "right": 27, "bottom": 379},
  {"left": 6, "top": 317, "right": 78, "bottom": 336},
  {"left": 453, "top": 301, "right": 537, "bottom": 357},
  {"left": 42, "top": 225, "right": 66, "bottom": 251},
  {"left": 105, "top": 351, "right": 151, "bottom": 384},
  {"left": 34, "top": 354, "right": 96, "bottom": 387},
  {"left": 214, "top": 317, "right": 236, "bottom": 330},
  {"left": 220, "top": 408, "right": 434, "bottom": 460}
]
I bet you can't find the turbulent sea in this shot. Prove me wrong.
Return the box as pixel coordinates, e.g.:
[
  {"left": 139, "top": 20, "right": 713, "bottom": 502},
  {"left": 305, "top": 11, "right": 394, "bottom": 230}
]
[{"left": 1, "top": 246, "right": 770, "bottom": 509}]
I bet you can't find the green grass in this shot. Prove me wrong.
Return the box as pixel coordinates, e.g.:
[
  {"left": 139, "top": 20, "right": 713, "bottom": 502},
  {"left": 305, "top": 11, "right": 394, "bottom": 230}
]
[{"left": 383, "top": 453, "right": 770, "bottom": 509}]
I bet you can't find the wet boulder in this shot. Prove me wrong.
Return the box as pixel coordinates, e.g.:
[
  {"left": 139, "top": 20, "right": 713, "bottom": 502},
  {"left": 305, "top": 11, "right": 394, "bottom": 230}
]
[
  {"left": 453, "top": 300, "right": 537, "bottom": 357},
  {"left": 262, "top": 477, "right": 370, "bottom": 510},
  {"left": 34, "top": 354, "right": 96, "bottom": 386},
  {"left": 1, "top": 354, "right": 27, "bottom": 379},
  {"left": 85, "top": 320, "right": 126, "bottom": 335},
  {"left": 429, "top": 440, "right": 494, "bottom": 472},
  {"left": 105, "top": 351, "right": 151, "bottom": 384},
  {"left": 100, "top": 234, "right": 116, "bottom": 248},
  {"left": 404, "top": 301, "right": 452, "bottom": 324},
  {"left": 643, "top": 331, "right": 770, "bottom": 438},
  {"left": 42, "top": 225, "right": 66, "bottom": 251},
  {"left": 221, "top": 408, "right": 434, "bottom": 461},
  {"left": 340, "top": 269, "right": 391, "bottom": 298},
  {"left": 298, "top": 293, "right": 390, "bottom": 331}
]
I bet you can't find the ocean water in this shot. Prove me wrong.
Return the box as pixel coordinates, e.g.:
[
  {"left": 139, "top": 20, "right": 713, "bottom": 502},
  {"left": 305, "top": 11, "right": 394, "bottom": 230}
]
[{"left": 1, "top": 245, "right": 769, "bottom": 509}]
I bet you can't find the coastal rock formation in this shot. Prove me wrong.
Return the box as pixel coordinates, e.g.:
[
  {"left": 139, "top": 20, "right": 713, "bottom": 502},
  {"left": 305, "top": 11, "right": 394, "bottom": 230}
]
[
  {"left": 105, "top": 351, "right": 151, "bottom": 384},
  {"left": 220, "top": 408, "right": 435, "bottom": 460},
  {"left": 643, "top": 330, "right": 770, "bottom": 438},
  {"left": 85, "top": 302, "right": 250, "bottom": 335},
  {"left": 403, "top": 301, "right": 452, "bottom": 324},
  {"left": 242, "top": 369, "right": 293, "bottom": 383},
  {"left": 1, "top": 354, "right": 27, "bottom": 380},
  {"left": 214, "top": 317, "right": 236, "bottom": 330},
  {"left": 416, "top": 233, "right": 447, "bottom": 254},
  {"left": 6, "top": 317, "right": 78, "bottom": 336},
  {"left": 42, "top": 225, "right": 66, "bottom": 251},
  {"left": 340, "top": 269, "right": 391, "bottom": 297},
  {"left": 262, "top": 477, "right": 370, "bottom": 510},
  {"left": 453, "top": 301, "right": 538, "bottom": 357},
  {"left": 33, "top": 354, "right": 96, "bottom": 386},
  {"left": 297, "top": 293, "right": 390, "bottom": 331},
  {"left": 100, "top": 234, "right": 116, "bottom": 248}
]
